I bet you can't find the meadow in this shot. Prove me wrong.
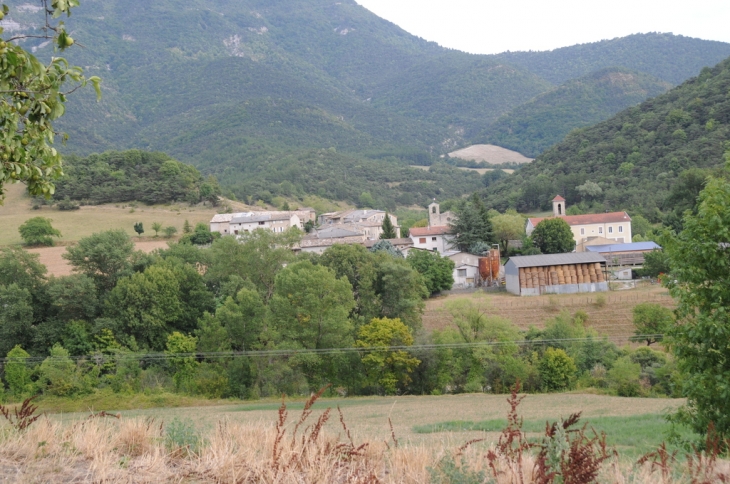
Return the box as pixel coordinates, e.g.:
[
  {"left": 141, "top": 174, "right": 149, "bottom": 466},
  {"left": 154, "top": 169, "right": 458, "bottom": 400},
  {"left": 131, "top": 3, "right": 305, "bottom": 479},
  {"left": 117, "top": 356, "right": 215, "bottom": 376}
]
[
  {"left": 0, "top": 183, "right": 224, "bottom": 246},
  {"left": 3, "top": 390, "right": 715, "bottom": 483}
]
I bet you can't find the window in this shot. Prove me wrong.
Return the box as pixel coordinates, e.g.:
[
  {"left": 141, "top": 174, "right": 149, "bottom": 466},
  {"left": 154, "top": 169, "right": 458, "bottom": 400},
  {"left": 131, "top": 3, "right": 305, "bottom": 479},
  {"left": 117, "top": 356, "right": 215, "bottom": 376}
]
[
  {"left": 432, "top": 237, "right": 437, "bottom": 241},
  {"left": 419, "top": 238, "right": 426, "bottom": 244},
  {"left": 608, "top": 226, "right": 613, "bottom": 234},
  {"left": 457, "top": 269, "right": 467, "bottom": 277},
  {"left": 580, "top": 228, "right": 585, "bottom": 235},
  {"left": 432, "top": 206, "right": 436, "bottom": 214},
  {"left": 619, "top": 226, "right": 623, "bottom": 233},
  {"left": 258, "top": 221, "right": 265, "bottom": 225},
  {"left": 598, "top": 227, "right": 603, "bottom": 234}
]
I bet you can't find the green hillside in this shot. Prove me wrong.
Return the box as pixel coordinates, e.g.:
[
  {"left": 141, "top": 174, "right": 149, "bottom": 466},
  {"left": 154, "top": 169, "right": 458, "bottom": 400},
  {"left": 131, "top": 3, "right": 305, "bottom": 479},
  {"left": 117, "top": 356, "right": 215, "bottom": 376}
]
[
  {"left": 482, "top": 68, "right": 671, "bottom": 157},
  {"left": 493, "top": 33, "right": 730, "bottom": 85},
  {"left": 371, "top": 53, "right": 554, "bottom": 137},
  {"left": 5, "top": 1, "right": 730, "bottom": 208},
  {"left": 483, "top": 57, "right": 730, "bottom": 219}
]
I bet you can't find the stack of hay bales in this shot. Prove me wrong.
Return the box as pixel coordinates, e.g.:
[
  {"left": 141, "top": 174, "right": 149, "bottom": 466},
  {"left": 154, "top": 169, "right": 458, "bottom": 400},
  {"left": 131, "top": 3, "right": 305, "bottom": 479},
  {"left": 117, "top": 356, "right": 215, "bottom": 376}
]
[{"left": 518, "top": 262, "right": 604, "bottom": 289}]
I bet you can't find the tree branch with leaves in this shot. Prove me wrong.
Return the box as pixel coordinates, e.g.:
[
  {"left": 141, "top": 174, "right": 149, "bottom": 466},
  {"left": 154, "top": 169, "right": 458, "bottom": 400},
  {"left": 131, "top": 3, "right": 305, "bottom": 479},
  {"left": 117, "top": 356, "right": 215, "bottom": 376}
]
[{"left": 0, "top": 0, "right": 100, "bottom": 202}]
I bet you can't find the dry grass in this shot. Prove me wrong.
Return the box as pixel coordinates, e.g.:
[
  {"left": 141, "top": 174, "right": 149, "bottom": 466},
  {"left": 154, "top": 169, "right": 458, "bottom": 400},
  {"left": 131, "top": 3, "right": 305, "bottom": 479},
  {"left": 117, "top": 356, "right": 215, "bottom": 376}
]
[
  {"left": 447, "top": 144, "right": 534, "bottom": 165},
  {"left": 49, "top": 392, "right": 685, "bottom": 451},
  {"left": 424, "top": 285, "right": 674, "bottom": 344},
  {"left": 0, "top": 183, "right": 238, "bottom": 246},
  {"left": 457, "top": 167, "right": 516, "bottom": 175},
  {"left": 0, "top": 393, "right": 721, "bottom": 484}
]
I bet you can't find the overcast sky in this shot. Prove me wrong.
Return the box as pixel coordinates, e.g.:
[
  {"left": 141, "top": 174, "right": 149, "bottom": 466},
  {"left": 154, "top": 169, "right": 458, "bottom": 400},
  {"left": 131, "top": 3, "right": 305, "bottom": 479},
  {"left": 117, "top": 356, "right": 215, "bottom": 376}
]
[{"left": 356, "top": 0, "right": 730, "bottom": 55}]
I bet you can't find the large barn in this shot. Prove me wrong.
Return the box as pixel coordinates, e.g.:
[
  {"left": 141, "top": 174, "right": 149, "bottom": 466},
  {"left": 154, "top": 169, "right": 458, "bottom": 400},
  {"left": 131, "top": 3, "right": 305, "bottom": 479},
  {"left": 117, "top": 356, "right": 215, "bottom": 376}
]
[{"left": 505, "top": 253, "right": 608, "bottom": 296}]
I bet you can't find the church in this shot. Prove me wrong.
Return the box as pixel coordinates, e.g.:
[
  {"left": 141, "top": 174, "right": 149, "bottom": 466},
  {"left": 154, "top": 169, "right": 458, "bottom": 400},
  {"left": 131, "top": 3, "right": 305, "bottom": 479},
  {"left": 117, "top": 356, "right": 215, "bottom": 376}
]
[{"left": 525, "top": 196, "right": 632, "bottom": 248}]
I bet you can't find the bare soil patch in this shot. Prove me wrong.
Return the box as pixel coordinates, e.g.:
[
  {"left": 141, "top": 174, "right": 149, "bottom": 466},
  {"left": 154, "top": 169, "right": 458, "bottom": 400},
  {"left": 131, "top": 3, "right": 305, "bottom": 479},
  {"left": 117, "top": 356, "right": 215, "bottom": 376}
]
[
  {"left": 28, "top": 240, "right": 172, "bottom": 277},
  {"left": 448, "top": 144, "right": 533, "bottom": 164}
]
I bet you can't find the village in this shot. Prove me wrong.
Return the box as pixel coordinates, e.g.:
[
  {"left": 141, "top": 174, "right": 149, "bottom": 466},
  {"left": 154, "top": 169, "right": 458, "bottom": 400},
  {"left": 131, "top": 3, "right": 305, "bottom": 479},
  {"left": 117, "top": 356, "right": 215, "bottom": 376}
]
[{"left": 207, "top": 195, "right": 660, "bottom": 296}]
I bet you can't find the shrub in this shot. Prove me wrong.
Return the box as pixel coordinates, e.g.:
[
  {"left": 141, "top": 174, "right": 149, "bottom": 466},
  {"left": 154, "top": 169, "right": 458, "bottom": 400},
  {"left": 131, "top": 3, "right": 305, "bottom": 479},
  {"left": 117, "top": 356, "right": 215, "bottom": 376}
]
[
  {"left": 165, "top": 418, "right": 202, "bottom": 456},
  {"left": 18, "top": 216, "right": 61, "bottom": 246},
  {"left": 57, "top": 196, "right": 79, "bottom": 210},
  {"left": 607, "top": 356, "right": 643, "bottom": 397},
  {"left": 194, "top": 363, "right": 228, "bottom": 399},
  {"left": 539, "top": 348, "right": 577, "bottom": 391},
  {"left": 5, "top": 346, "right": 33, "bottom": 397},
  {"left": 37, "top": 344, "right": 97, "bottom": 397}
]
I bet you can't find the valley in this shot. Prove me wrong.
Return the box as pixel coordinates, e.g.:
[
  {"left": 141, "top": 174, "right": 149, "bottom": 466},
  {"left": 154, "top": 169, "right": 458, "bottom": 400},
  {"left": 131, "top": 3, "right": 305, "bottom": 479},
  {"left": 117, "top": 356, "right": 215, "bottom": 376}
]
[{"left": 2, "top": 2, "right": 730, "bottom": 481}]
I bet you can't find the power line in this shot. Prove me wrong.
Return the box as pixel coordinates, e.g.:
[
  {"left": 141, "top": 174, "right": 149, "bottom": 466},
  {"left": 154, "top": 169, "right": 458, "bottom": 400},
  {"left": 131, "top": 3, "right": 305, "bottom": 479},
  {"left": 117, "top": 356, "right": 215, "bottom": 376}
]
[{"left": 0, "top": 335, "right": 663, "bottom": 364}]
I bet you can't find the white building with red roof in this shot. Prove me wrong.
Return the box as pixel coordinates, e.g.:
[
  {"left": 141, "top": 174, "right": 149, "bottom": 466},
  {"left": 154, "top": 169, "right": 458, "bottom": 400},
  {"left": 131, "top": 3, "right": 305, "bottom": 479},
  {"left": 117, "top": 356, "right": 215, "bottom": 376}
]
[
  {"left": 409, "top": 225, "right": 453, "bottom": 253},
  {"left": 526, "top": 196, "right": 632, "bottom": 247}
]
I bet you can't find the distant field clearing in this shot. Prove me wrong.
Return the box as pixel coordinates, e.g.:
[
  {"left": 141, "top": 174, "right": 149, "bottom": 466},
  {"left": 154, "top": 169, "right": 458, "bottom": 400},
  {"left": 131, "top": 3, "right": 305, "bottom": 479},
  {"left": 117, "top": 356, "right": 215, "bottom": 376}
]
[
  {"left": 457, "top": 166, "right": 515, "bottom": 174},
  {"left": 410, "top": 165, "right": 514, "bottom": 174},
  {"left": 448, "top": 144, "right": 533, "bottom": 164}
]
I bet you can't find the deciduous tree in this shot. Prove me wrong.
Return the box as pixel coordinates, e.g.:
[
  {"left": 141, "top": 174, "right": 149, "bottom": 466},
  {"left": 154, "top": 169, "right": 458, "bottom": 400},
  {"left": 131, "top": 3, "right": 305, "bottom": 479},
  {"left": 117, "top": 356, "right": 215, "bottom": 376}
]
[
  {"left": 491, "top": 212, "right": 526, "bottom": 252},
  {"left": 356, "top": 317, "right": 420, "bottom": 395},
  {"left": 63, "top": 229, "right": 135, "bottom": 292},
  {"left": 629, "top": 303, "right": 674, "bottom": 345},
  {"left": 18, "top": 217, "right": 61, "bottom": 246},
  {"left": 663, "top": 171, "right": 730, "bottom": 441},
  {"left": 406, "top": 249, "right": 454, "bottom": 294},
  {"left": 0, "top": 1, "right": 100, "bottom": 201},
  {"left": 269, "top": 260, "right": 355, "bottom": 350},
  {"left": 531, "top": 218, "right": 575, "bottom": 254}
]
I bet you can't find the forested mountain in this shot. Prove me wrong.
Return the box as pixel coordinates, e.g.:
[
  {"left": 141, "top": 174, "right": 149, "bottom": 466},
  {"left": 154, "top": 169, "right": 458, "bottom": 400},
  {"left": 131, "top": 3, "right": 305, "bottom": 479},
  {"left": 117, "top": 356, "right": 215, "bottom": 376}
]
[
  {"left": 493, "top": 33, "right": 730, "bottom": 85},
  {"left": 482, "top": 68, "right": 672, "bottom": 157},
  {"left": 482, "top": 57, "right": 730, "bottom": 220},
  {"left": 5, "top": 1, "right": 730, "bottom": 206}
]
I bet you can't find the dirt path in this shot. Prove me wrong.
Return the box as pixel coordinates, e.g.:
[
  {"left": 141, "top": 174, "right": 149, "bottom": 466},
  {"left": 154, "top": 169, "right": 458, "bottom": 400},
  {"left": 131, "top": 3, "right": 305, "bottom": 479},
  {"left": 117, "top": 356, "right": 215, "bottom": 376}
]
[{"left": 28, "top": 240, "right": 171, "bottom": 277}]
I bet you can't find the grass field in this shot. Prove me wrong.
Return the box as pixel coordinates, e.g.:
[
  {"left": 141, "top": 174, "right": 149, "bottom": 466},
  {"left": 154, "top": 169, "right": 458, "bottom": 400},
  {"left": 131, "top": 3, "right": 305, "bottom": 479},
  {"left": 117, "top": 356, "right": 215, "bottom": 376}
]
[
  {"left": 423, "top": 285, "right": 674, "bottom": 344},
  {"left": 0, "top": 183, "right": 273, "bottom": 247},
  {"left": 43, "top": 391, "right": 685, "bottom": 456}
]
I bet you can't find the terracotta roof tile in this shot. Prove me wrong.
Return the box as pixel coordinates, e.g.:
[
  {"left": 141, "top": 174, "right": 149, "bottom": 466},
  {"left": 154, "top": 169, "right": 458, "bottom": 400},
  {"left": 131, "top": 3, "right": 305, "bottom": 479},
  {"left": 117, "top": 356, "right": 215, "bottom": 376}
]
[{"left": 409, "top": 226, "right": 451, "bottom": 236}]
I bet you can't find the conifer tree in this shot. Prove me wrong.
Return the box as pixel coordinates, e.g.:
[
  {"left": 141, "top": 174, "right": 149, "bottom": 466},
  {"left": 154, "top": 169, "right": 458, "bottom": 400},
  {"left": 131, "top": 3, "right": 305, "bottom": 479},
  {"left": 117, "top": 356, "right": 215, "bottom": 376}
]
[{"left": 380, "top": 213, "right": 397, "bottom": 239}]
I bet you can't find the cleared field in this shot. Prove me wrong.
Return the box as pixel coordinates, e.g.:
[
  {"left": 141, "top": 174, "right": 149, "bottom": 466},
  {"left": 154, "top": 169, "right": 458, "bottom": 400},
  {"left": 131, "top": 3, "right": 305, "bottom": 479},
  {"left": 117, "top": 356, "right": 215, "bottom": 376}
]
[
  {"left": 3, "top": 391, "right": 693, "bottom": 483},
  {"left": 0, "top": 183, "right": 245, "bottom": 246},
  {"left": 457, "top": 166, "right": 515, "bottom": 174},
  {"left": 409, "top": 165, "right": 515, "bottom": 175},
  {"left": 49, "top": 391, "right": 684, "bottom": 451},
  {"left": 26, "top": 240, "right": 170, "bottom": 277},
  {"left": 424, "top": 285, "right": 674, "bottom": 344},
  {"left": 448, "top": 144, "right": 533, "bottom": 164}
]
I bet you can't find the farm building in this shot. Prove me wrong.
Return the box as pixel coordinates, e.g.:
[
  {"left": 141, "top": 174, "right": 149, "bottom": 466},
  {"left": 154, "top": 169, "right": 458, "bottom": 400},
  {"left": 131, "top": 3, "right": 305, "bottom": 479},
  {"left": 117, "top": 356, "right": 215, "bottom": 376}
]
[
  {"left": 505, "top": 252, "right": 608, "bottom": 296},
  {"left": 585, "top": 241, "right": 661, "bottom": 267}
]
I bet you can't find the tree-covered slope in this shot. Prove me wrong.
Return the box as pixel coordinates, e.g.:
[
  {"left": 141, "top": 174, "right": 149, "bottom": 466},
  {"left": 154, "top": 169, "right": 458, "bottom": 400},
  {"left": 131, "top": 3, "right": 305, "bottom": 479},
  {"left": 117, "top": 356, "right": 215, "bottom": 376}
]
[
  {"left": 493, "top": 33, "right": 730, "bottom": 85},
  {"left": 483, "top": 57, "right": 730, "bottom": 217},
  {"left": 481, "top": 68, "right": 671, "bottom": 157},
  {"left": 5, "top": 1, "right": 730, "bottom": 209},
  {"left": 371, "top": 53, "right": 554, "bottom": 137}
]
